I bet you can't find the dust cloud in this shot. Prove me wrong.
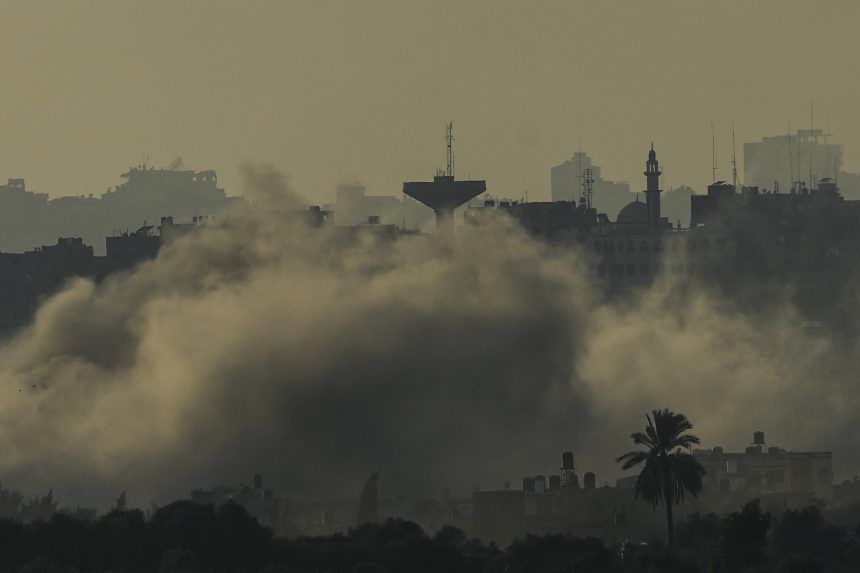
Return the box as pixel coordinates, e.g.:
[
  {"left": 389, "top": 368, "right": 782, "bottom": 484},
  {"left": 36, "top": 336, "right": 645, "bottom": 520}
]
[{"left": 0, "top": 166, "right": 855, "bottom": 508}]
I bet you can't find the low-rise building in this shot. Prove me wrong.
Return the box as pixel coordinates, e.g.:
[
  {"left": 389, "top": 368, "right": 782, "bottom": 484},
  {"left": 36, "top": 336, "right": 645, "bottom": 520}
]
[
  {"left": 190, "top": 473, "right": 283, "bottom": 529},
  {"left": 692, "top": 431, "right": 833, "bottom": 507}
]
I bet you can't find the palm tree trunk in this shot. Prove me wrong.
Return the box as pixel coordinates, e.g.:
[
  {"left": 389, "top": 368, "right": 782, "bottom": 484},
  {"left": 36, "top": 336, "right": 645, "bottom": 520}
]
[
  {"left": 663, "top": 476, "right": 675, "bottom": 551},
  {"left": 665, "top": 496, "right": 675, "bottom": 550}
]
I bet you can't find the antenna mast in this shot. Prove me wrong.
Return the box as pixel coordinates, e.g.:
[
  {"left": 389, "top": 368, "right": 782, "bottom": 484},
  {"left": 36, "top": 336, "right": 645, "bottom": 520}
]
[
  {"left": 809, "top": 102, "right": 814, "bottom": 188},
  {"left": 582, "top": 168, "right": 594, "bottom": 209},
  {"left": 576, "top": 137, "right": 583, "bottom": 200},
  {"left": 796, "top": 127, "right": 802, "bottom": 191},
  {"left": 446, "top": 122, "right": 455, "bottom": 178},
  {"left": 825, "top": 112, "right": 831, "bottom": 180},
  {"left": 787, "top": 122, "right": 794, "bottom": 192},
  {"left": 710, "top": 119, "right": 717, "bottom": 182},
  {"left": 731, "top": 126, "right": 738, "bottom": 190}
]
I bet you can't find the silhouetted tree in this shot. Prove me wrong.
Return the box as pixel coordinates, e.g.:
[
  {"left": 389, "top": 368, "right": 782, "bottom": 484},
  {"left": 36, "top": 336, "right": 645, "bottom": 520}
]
[
  {"left": 617, "top": 409, "right": 705, "bottom": 550},
  {"left": 772, "top": 506, "right": 840, "bottom": 561},
  {"left": 21, "top": 490, "right": 59, "bottom": 523},
  {"left": 0, "top": 481, "right": 23, "bottom": 519},
  {"left": 715, "top": 499, "right": 771, "bottom": 571},
  {"left": 113, "top": 491, "right": 128, "bottom": 512},
  {"left": 506, "top": 534, "right": 617, "bottom": 573},
  {"left": 357, "top": 472, "right": 379, "bottom": 526},
  {"left": 675, "top": 511, "right": 721, "bottom": 572},
  {"left": 158, "top": 547, "right": 199, "bottom": 573}
]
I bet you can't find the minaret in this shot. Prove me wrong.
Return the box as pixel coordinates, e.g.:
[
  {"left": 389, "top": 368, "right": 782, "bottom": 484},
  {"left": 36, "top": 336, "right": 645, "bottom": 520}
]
[{"left": 644, "top": 144, "right": 662, "bottom": 232}]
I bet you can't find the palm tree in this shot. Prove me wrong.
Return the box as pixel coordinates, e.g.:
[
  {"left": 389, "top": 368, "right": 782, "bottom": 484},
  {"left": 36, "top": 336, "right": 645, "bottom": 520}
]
[{"left": 617, "top": 408, "right": 706, "bottom": 549}]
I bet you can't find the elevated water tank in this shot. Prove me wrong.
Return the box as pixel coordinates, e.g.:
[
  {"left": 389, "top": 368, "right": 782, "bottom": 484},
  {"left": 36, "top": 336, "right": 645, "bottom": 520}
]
[
  {"left": 584, "top": 472, "right": 596, "bottom": 490},
  {"left": 562, "top": 452, "right": 575, "bottom": 470},
  {"left": 522, "top": 477, "right": 535, "bottom": 492}
]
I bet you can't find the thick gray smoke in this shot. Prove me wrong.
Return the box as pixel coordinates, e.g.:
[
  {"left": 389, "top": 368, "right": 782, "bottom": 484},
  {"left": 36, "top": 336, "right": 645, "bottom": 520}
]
[{"left": 0, "top": 165, "right": 856, "bottom": 508}]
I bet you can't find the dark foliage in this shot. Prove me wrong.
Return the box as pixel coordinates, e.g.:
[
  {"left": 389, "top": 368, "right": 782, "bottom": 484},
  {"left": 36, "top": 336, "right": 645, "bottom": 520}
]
[
  {"left": 771, "top": 506, "right": 840, "bottom": 558},
  {"left": 505, "top": 534, "right": 621, "bottom": 573},
  {"left": 1, "top": 495, "right": 860, "bottom": 573},
  {"left": 617, "top": 409, "right": 706, "bottom": 549},
  {"left": 717, "top": 499, "right": 772, "bottom": 571}
]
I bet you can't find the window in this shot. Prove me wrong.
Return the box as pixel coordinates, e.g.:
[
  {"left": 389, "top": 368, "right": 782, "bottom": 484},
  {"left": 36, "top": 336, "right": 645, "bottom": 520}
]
[
  {"left": 818, "top": 467, "right": 830, "bottom": 482},
  {"left": 655, "top": 240, "right": 663, "bottom": 252},
  {"left": 597, "top": 264, "right": 606, "bottom": 277},
  {"left": 640, "top": 264, "right": 650, "bottom": 275},
  {"left": 627, "top": 240, "right": 635, "bottom": 252},
  {"left": 640, "top": 241, "right": 649, "bottom": 252},
  {"left": 626, "top": 264, "right": 635, "bottom": 276},
  {"left": 594, "top": 241, "right": 601, "bottom": 253}
]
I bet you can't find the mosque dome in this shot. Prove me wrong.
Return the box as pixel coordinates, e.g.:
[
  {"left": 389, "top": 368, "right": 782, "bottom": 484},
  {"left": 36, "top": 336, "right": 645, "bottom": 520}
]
[{"left": 616, "top": 197, "right": 648, "bottom": 224}]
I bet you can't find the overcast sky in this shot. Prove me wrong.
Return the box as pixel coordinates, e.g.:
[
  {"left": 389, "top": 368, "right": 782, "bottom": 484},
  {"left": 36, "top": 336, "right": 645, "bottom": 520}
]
[{"left": 2, "top": 1, "right": 858, "bottom": 202}]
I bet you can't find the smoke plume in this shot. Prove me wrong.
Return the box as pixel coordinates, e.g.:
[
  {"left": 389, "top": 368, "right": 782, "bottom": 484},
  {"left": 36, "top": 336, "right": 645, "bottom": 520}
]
[{"left": 0, "top": 165, "right": 857, "bottom": 509}]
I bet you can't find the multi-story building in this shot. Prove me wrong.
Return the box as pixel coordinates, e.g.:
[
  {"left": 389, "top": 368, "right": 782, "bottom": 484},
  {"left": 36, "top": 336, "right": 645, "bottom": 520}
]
[
  {"left": 191, "top": 473, "right": 283, "bottom": 529},
  {"left": 693, "top": 432, "right": 833, "bottom": 509},
  {"left": 0, "top": 164, "right": 237, "bottom": 255},
  {"left": 472, "top": 434, "right": 835, "bottom": 544},
  {"left": 335, "top": 183, "right": 432, "bottom": 229},
  {"left": 550, "top": 151, "right": 631, "bottom": 215},
  {"left": 744, "top": 129, "right": 843, "bottom": 196}
]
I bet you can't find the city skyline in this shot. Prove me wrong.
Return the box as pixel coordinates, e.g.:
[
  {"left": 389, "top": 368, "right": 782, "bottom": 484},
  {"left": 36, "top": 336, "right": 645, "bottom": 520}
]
[
  {"left": 1, "top": 2, "right": 858, "bottom": 203},
  {"left": 3, "top": 3, "right": 860, "bottom": 563}
]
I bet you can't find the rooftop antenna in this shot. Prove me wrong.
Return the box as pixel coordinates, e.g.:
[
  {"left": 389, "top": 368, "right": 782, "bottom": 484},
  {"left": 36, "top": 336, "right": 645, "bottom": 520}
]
[
  {"left": 809, "top": 101, "right": 815, "bottom": 188},
  {"left": 710, "top": 119, "right": 717, "bottom": 182},
  {"left": 825, "top": 112, "right": 831, "bottom": 179},
  {"left": 787, "top": 122, "right": 794, "bottom": 191},
  {"left": 796, "top": 124, "right": 802, "bottom": 191},
  {"left": 576, "top": 136, "right": 583, "bottom": 201},
  {"left": 446, "top": 122, "right": 455, "bottom": 178},
  {"left": 731, "top": 125, "right": 738, "bottom": 190},
  {"left": 582, "top": 168, "right": 594, "bottom": 209}
]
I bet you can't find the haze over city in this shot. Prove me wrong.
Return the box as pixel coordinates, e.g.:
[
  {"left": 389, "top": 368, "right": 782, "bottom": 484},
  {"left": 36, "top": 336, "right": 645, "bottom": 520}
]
[
  {"left": 1, "top": 2, "right": 860, "bottom": 571},
  {"left": 2, "top": 1, "right": 859, "bottom": 201}
]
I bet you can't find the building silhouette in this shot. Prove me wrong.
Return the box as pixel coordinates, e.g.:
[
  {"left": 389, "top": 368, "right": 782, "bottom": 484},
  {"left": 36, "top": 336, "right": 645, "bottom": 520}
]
[
  {"left": 334, "top": 182, "right": 432, "bottom": 229},
  {"left": 472, "top": 432, "right": 834, "bottom": 545},
  {"left": 743, "top": 129, "right": 860, "bottom": 198},
  {"left": 550, "top": 151, "right": 631, "bottom": 216},
  {"left": 693, "top": 432, "right": 833, "bottom": 505},
  {"left": 0, "top": 163, "right": 237, "bottom": 255},
  {"left": 0, "top": 215, "right": 212, "bottom": 332},
  {"left": 190, "top": 472, "right": 283, "bottom": 529}
]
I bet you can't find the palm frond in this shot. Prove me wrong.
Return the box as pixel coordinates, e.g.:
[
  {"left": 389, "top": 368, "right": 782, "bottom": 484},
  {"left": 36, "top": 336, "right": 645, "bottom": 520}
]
[
  {"left": 631, "top": 431, "right": 656, "bottom": 449},
  {"left": 617, "top": 409, "right": 707, "bottom": 508},
  {"left": 669, "top": 433, "right": 701, "bottom": 450},
  {"left": 616, "top": 450, "right": 648, "bottom": 470}
]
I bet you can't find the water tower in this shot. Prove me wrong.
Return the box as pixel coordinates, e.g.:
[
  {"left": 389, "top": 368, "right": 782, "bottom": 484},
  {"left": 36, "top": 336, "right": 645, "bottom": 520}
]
[{"left": 403, "top": 122, "right": 486, "bottom": 233}]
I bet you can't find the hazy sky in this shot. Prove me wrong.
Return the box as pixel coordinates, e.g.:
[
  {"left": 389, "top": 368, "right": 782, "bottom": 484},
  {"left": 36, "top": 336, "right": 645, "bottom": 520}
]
[{"left": 2, "top": 1, "right": 858, "bottom": 202}]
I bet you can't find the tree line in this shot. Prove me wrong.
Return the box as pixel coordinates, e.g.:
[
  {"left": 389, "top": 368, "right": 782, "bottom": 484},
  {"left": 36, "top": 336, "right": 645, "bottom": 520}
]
[{"left": 0, "top": 499, "right": 854, "bottom": 572}]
